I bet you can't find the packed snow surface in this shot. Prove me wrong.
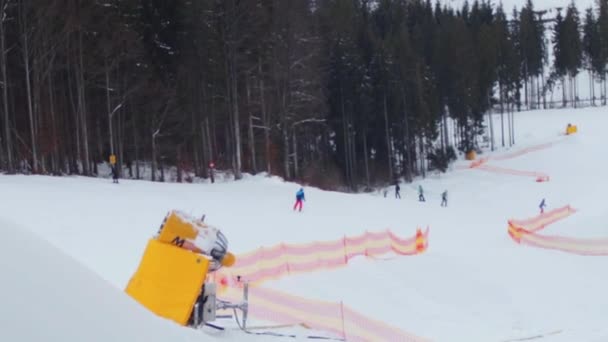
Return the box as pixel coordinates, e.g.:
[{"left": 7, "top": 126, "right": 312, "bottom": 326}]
[{"left": 1, "top": 106, "right": 608, "bottom": 341}]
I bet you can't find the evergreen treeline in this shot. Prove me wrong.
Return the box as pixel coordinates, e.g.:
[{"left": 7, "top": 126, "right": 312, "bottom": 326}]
[{"left": 1, "top": 0, "right": 607, "bottom": 190}]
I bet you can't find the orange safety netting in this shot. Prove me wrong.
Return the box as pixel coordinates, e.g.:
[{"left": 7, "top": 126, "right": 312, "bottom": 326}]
[
  {"left": 216, "top": 228, "right": 429, "bottom": 287},
  {"left": 215, "top": 228, "right": 430, "bottom": 341},
  {"left": 508, "top": 206, "right": 608, "bottom": 255},
  {"left": 456, "top": 141, "right": 556, "bottom": 182},
  {"left": 220, "top": 286, "right": 430, "bottom": 342}
]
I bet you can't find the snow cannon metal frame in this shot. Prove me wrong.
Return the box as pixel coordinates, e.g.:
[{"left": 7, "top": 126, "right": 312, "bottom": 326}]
[{"left": 190, "top": 281, "right": 250, "bottom": 331}]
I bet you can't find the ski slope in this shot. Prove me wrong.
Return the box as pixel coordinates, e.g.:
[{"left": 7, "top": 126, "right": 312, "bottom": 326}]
[{"left": 1, "top": 106, "right": 608, "bottom": 341}]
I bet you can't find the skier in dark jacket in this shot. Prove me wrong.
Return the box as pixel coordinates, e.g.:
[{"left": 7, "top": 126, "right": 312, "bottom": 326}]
[
  {"left": 395, "top": 183, "right": 401, "bottom": 199},
  {"left": 441, "top": 190, "right": 448, "bottom": 207},
  {"left": 293, "top": 188, "right": 305, "bottom": 212},
  {"left": 539, "top": 198, "right": 546, "bottom": 214},
  {"left": 418, "top": 185, "right": 425, "bottom": 202},
  {"left": 111, "top": 165, "right": 119, "bottom": 184}
]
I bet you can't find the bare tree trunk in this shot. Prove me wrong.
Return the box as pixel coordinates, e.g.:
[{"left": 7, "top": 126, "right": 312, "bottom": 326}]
[
  {"left": 383, "top": 93, "right": 393, "bottom": 181},
  {"left": 67, "top": 47, "right": 81, "bottom": 174},
  {"left": 151, "top": 133, "right": 157, "bottom": 182},
  {"left": 363, "top": 127, "right": 370, "bottom": 188},
  {"left": 231, "top": 64, "right": 242, "bottom": 179},
  {"left": 500, "top": 83, "right": 505, "bottom": 147},
  {"left": 246, "top": 78, "right": 256, "bottom": 173},
  {"left": 248, "top": 114, "right": 256, "bottom": 173},
  {"left": 292, "top": 129, "right": 298, "bottom": 179},
  {"left": 134, "top": 115, "right": 140, "bottom": 179},
  {"left": 349, "top": 116, "right": 357, "bottom": 186},
  {"left": 340, "top": 86, "right": 350, "bottom": 187},
  {"left": 77, "top": 30, "right": 90, "bottom": 175},
  {"left": 205, "top": 117, "right": 213, "bottom": 167},
  {"left": 419, "top": 135, "right": 425, "bottom": 178},
  {"left": 105, "top": 60, "right": 114, "bottom": 156},
  {"left": 590, "top": 71, "right": 595, "bottom": 106},
  {"left": 510, "top": 102, "right": 516, "bottom": 145},
  {"left": 562, "top": 77, "right": 567, "bottom": 107},
  {"left": 536, "top": 75, "right": 541, "bottom": 109},
  {"left": 574, "top": 75, "right": 578, "bottom": 108},
  {"left": 524, "top": 73, "right": 528, "bottom": 109},
  {"left": 258, "top": 56, "right": 271, "bottom": 174},
  {"left": 443, "top": 108, "right": 449, "bottom": 149},
  {"left": 191, "top": 78, "right": 201, "bottom": 177},
  {"left": 48, "top": 56, "right": 58, "bottom": 174},
  {"left": 487, "top": 90, "right": 494, "bottom": 151},
  {"left": 401, "top": 86, "right": 412, "bottom": 182},
  {"left": 0, "top": 1, "right": 12, "bottom": 173},
  {"left": 21, "top": 5, "right": 38, "bottom": 173},
  {"left": 603, "top": 73, "right": 608, "bottom": 106},
  {"left": 541, "top": 68, "right": 547, "bottom": 109},
  {"left": 118, "top": 99, "right": 125, "bottom": 176}
]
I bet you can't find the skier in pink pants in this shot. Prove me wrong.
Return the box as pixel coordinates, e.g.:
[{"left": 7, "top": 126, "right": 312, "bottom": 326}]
[{"left": 293, "top": 188, "right": 305, "bottom": 212}]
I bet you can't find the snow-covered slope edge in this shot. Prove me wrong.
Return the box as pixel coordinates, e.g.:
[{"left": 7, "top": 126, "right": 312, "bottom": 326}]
[{"left": 0, "top": 218, "right": 208, "bottom": 342}]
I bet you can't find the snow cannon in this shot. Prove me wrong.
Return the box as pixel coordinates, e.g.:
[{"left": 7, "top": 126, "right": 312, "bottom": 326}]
[
  {"left": 126, "top": 211, "right": 242, "bottom": 328},
  {"left": 566, "top": 123, "right": 577, "bottom": 135}
]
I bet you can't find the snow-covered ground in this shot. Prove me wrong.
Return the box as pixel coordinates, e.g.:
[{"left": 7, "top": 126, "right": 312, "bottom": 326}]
[{"left": 2, "top": 106, "right": 608, "bottom": 342}]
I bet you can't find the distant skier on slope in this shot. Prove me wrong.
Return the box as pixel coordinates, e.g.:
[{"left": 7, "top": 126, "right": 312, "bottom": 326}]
[
  {"left": 293, "top": 188, "right": 305, "bottom": 212},
  {"left": 441, "top": 190, "right": 448, "bottom": 207},
  {"left": 111, "top": 165, "right": 119, "bottom": 184},
  {"left": 395, "top": 183, "right": 401, "bottom": 199},
  {"left": 539, "top": 198, "right": 546, "bottom": 214},
  {"left": 418, "top": 185, "right": 426, "bottom": 202}
]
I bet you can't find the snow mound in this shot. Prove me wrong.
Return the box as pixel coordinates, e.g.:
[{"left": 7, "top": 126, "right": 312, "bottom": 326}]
[{"left": 0, "top": 218, "right": 207, "bottom": 342}]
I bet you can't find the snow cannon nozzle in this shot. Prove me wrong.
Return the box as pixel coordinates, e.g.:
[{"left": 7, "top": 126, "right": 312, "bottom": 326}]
[{"left": 221, "top": 252, "right": 236, "bottom": 267}]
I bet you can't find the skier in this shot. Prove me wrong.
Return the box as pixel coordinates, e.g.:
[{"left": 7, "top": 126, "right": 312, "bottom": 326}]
[
  {"left": 293, "top": 188, "right": 305, "bottom": 212},
  {"left": 418, "top": 185, "right": 426, "bottom": 202},
  {"left": 395, "top": 183, "right": 401, "bottom": 199},
  {"left": 441, "top": 190, "right": 448, "bottom": 207},
  {"left": 539, "top": 198, "right": 546, "bottom": 214},
  {"left": 208, "top": 161, "right": 215, "bottom": 184},
  {"left": 111, "top": 165, "right": 119, "bottom": 184}
]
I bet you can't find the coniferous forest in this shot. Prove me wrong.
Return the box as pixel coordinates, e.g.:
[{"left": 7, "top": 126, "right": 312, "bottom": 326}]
[{"left": 1, "top": 0, "right": 608, "bottom": 190}]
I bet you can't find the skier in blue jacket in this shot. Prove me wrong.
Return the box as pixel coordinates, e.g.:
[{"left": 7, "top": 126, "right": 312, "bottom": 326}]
[
  {"left": 539, "top": 198, "right": 546, "bottom": 214},
  {"left": 293, "top": 188, "right": 305, "bottom": 212}
]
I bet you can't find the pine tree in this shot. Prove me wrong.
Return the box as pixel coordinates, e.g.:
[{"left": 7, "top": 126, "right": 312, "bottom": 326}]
[
  {"left": 598, "top": 0, "right": 608, "bottom": 104},
  {"left": 519, "top": 0, "right": 545, "bottom": 109},
  {"left": 583, "top": 7, "right": 602, "bottom": 104},
  {"left": 553, "top": 9, "right": 568, "bottom": 106},
  {"left": 564, "top": 2, "right": 583, "bottom": 107}
]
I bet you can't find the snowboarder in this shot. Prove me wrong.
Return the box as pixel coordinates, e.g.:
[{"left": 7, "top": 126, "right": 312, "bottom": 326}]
[
  {"left": 111, "top": 165, "right": 119, "bottom": 184},
  {"left": 441, "top": 190, "right": 448, "bottom": 207},
  {"left": 418, "top": 185, "right": 425, "bottom": 202},
  {"left": 539, "top": 198, "right": 546, "bottom": 214},
  {"left": 395, "top": 183, "right": 401, "bottom": 199},
  {"left": 293, "top": 188, "right": 305, "bottom": 212}
]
